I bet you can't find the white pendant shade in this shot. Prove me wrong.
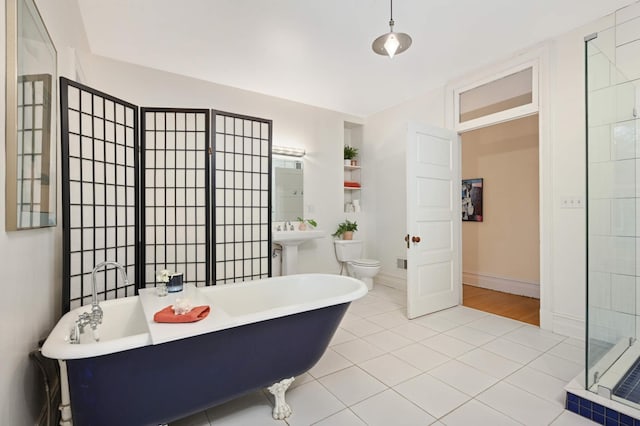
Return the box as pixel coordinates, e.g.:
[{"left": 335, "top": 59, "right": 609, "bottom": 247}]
[{"left": 371, "top": 1, "right": 412, "bottom": 58}]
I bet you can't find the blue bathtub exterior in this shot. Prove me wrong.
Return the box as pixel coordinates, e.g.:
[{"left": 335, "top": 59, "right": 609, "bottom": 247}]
[{"left": 65, "top": 302, "right": 349, "bottom": 425}]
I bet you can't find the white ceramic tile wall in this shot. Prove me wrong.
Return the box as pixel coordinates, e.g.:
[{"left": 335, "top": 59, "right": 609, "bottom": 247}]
[
  {"left": 170, "top": 285, "right": 599, "bottom": 426},
  {"left": 588, "top": 2, "right": 640, "bottom": 346}
]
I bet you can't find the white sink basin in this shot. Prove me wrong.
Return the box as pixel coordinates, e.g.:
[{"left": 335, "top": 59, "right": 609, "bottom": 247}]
[
  {"left": 273, "top": 230, "right": 324, "bottom": 246},
  {"left": 273, "top": 230, "right": 325, "bottom": 275}
]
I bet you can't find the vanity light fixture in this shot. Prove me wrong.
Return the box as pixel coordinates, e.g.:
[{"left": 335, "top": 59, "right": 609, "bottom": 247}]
[
  {"left": 372, "top": 0, "right": 412, "bottom": 58},
  {"left": 272, "top": 146, "right": 306, "bottom": 157}
]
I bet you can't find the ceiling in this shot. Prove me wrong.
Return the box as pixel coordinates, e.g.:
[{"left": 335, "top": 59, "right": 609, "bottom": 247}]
[{"left": 76, "top": 0, "right": 633, "bottom": 117}]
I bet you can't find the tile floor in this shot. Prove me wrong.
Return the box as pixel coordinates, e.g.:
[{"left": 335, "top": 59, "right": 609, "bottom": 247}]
[{"left": 172, "top": 285, "right": 596, "bottom": 426}]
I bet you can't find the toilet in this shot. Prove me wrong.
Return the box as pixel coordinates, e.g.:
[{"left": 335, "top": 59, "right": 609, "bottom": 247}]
[{"left": 334, "top": 240, "right": 381, "bottom": 290}]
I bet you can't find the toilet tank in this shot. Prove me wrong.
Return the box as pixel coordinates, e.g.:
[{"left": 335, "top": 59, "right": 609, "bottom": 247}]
[{"left": 334, "top": 240, "right": 363, "bottom": 262}]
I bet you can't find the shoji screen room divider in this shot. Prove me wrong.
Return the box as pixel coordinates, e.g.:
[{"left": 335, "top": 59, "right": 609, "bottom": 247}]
[{"left": 61, "top": 78, "right": 272, "bottom": 312}]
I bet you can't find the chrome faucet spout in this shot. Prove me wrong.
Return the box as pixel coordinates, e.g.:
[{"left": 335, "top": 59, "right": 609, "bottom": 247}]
[
  {"left": 72, "top": 261, "right": 129, "bottom": 343},
  {"left": 91, "top": 261, "right": 129, "bottom": 308}
]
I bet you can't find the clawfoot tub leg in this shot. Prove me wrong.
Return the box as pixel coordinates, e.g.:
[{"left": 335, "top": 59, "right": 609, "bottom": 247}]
[{"left": 268, "top": 377, "right": 295, "bottom": 420}]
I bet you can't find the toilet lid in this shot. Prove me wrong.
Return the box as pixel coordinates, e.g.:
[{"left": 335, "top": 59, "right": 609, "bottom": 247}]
[{"left": 351, "top": 258, "right": 381, "bottom": 267}]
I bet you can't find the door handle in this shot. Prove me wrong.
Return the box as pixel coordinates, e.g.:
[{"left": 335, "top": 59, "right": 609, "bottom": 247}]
[
  {"left": 404, "top": 234, "right": 410, "bottom": 249},
  {"left": 411, "top": 236, "right": 421, "bottom": 244}
]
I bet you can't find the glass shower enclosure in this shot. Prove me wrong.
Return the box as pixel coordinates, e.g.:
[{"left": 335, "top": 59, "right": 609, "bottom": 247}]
[{"left": 586, "top": 28, "right": 640, "bottom": 408}]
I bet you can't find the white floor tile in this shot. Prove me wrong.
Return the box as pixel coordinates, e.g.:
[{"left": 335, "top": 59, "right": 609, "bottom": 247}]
[
  {"left": 413, "top": 315, "right": 460, "bottom": 332},
  {"left": 445, "top": 325, "right": 497, "bottom": 346},
  {"left": 366, "top": 310, "right": 410, "bottom": 329},
  {"left": 284, "top": 380, "right": 345, "bottom": 425},
  {"left": 550, "top": 410, "right": 599, "bottom": 425},
  {"left": 351, "top": 389, "right": 435, "bottom": 426},
  {"left": 481, "top": 337, "right": 543, "bottom": 364},
  {"left": 365, "top": 300, "right": 404, "bottom": 315},
  {"left": 429, "top": 306, "right": 488, "bottom": 325},
  {"left": 466, "top": 314, "right": 525, "bottom": 336},
  {"left": 205, "top": 390, "right": 278, "bottom": 426},
  {"left": 171, "top": 411, "right": 211, "bottom": 426},
  {"left": 504, "top": 366, "right": 569, "bottom": 407},
  {"left": 390, "top": 322, "right": 440, "bottom": 341},
  {"left": 339, "top": 318, "right": 386, "bottom": 337},
  {"left": 309, "top": 348, "right": 353, "bottom": 378},
  {"left": 318, "top": 366, "right": 387, "bottom": 406},
  {"left": 528, "top": 353, "right": 583, "bottom": 382},
  {"left": 476, "top": 382, "right": 564, "bottom": 426},
  {"left": 178, "top": 285, "right": 586, "bottom": 425},
  {"left": 358, "top": 354, "right": 422, "bottom": 386},
  {"left": 330, "top": 328, "right": 359, "bottom": 346},
  {"left": 392, "top": 343, "right": 450, "bottom": 371},
  {"left": 503, "top": 325, "right": 565, "bottom": 352},
  {"left": 363, "top": 329, "right": 413, "bottom": 352},
  {"left": 457, "top": 348, "right": 523, "bottom": 379},
  {"left": 429, "top": 360, "right": 499, "bottom": 396},
  {"left": 312, "top": 409, "right": 366, "bottom": 426},
  {"left": 348, "top": 303, "right": 385, "bottom": 318},
  {"left": 421, "top": 333, "right": 475, "bottom": 357},
  {"left": 440, "top": 399, "right": 520, "bottom": 426},
  {"left": 332, "top": 339, "right": 385, "bottom": 364},
  {"left": 290, "top": 373, "right": 315, "bottom": 390},
  {"left": 394, "top": 373, "right": 470, "bottom": 419},
  {"left": 547, "top": 342, "right": 584, "bottom": 364}
]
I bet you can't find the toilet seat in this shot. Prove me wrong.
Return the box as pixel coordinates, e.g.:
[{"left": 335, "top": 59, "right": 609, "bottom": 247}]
[{"left": 350, "top": 258, "right": 381, "bottom": 267}]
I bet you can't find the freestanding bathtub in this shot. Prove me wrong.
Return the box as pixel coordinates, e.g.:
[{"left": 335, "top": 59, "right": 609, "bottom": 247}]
[{"left": 42, "top": 273, "right": 367, "bottom": 425}]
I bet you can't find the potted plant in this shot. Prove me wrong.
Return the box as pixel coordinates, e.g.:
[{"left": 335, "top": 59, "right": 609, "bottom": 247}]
[
  {"left": 332, "top": 219, "right": 358, "bottom": 240},
  {"left": 296, "top": 217, "right": 318, "bottom": 231},
  {"left": 344, "top": 145, "right": 359, "bottom": 166}
]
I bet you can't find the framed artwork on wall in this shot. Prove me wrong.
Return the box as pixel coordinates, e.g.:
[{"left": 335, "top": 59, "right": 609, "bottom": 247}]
[{"left": 462, "top": 178, "right": 483, "bottom": 222}]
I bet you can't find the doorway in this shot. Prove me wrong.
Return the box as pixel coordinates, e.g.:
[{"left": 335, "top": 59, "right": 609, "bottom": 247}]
[{"left": 460, "top": 114, "right": 540, "bottom": 325}]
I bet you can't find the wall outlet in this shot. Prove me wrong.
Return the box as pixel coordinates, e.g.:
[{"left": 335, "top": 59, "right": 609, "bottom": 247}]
[
  {"left": 397, "top": 258, "right": 407, "bottom": 269},
  {"left": 560, "top": 196, "right": 584, "bottom": 209}
]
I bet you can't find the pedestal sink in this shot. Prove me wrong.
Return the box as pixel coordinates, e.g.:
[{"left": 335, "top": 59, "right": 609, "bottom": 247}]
[{"left": 273, "top": 230, "right": 324, "bottom": 275}]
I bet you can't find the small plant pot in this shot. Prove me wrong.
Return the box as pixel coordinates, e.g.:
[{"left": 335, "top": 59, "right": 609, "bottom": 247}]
[
  {"left": 342, "top": 231, "right": 354, "bottom": 240},
  {"left": 344, "top": 159, "right": 352, "bottom": 166},
  {"left": 298, "top": 222, "right": 307, "bottom": 231}
]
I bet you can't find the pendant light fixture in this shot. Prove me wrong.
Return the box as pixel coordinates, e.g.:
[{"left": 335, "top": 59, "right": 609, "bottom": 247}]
[{"left": 372, "top": 0, "right": 412, "bottom": 58}]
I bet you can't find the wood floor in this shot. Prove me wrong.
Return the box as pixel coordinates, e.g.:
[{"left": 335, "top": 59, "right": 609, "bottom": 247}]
[{"left": 462, "top": 284, "right": 540, "bottom": 326}]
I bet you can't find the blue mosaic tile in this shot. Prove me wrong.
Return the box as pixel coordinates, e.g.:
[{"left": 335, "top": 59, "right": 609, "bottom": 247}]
[
  {"left": 607, "top": 407, "right": 620, "bottom": 420},
  {"left": 621, "top": 413, "right": 634, "bottom": 425},
  {"left": 568, "top": 401, "right": 579, "bottom": 413},
  {"left": 566, "top": 391, "right": 640, "bottom": 426}
]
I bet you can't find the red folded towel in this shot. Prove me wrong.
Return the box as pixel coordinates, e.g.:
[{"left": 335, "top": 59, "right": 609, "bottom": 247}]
[
  {"left": 344, "top": 181, "right": 361, "bottom": 188},
  {"left": 154, "top": 305, "right": 210, "bottom": 323}
]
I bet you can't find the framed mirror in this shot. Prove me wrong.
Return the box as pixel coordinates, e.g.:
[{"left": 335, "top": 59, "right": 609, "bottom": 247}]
[
  {"left": 5, "top": 0, "right": 57, "bottom": 230},
  {"left": 272, "top": 157, "right": 303, "bottom": 222}
]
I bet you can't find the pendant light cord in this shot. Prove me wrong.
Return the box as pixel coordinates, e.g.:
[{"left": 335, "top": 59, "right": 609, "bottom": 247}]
[{"left": 389, "top": 0, "right": 395, "bottom": 27}]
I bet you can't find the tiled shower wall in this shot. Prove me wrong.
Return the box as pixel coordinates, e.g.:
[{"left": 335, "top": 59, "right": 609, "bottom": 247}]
[{"left": 587, "top": 2, "right": 640, "bottom": 344}]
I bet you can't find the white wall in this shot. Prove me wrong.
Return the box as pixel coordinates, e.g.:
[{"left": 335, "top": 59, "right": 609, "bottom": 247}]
[{"left": 0, "top": 0, "right": 83, "bottom": 421}]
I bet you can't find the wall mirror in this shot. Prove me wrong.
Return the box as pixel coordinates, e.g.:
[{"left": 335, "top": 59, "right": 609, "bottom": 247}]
[
  {"left": 5, "top": 0, "right": 57, "bottom": 230},
  {"left": 272, "top": 157, "right": 303, "bottom": 221}
]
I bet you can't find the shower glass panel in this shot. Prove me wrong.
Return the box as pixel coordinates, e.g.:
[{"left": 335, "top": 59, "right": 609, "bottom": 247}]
[{"left": 586, "top": 33, "right": 639, "bottom": 407}]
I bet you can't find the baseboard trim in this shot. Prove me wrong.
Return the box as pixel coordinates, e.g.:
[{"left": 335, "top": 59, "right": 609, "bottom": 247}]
[
  {"left": 551, "top": 312, "right": 585, "bottom": 339},
  {"left": 463, "top": 271, "right": 540, "bottom": 299},
  {"left": 375, "top": 273, "right": 406, "bottom": 291}
]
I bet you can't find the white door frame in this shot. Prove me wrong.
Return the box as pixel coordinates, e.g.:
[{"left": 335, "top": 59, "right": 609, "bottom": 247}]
[{"left": 445, "top": 43, "right": 553, "bottom": 331}]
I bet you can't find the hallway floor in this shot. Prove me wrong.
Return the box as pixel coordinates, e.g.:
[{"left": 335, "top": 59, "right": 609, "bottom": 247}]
[
  {"left": 172, "top": 285, "right": 592, "bottom": 425},
  {"left": 462, "top": 284, "right": 540, "bottom": 326}
]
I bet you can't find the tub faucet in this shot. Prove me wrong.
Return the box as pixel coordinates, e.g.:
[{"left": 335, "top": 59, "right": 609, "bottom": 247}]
[
  {"left": 72, "top": 261, "right": 129, "bottom": 343},
  {"left": 286, "top": 221, "right": 294, "bottom": 231}
]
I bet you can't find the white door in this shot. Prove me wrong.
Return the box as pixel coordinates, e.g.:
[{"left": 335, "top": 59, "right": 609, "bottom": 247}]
[{"left": 406, "top": 123, "right": 461, "bottom": 319}]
